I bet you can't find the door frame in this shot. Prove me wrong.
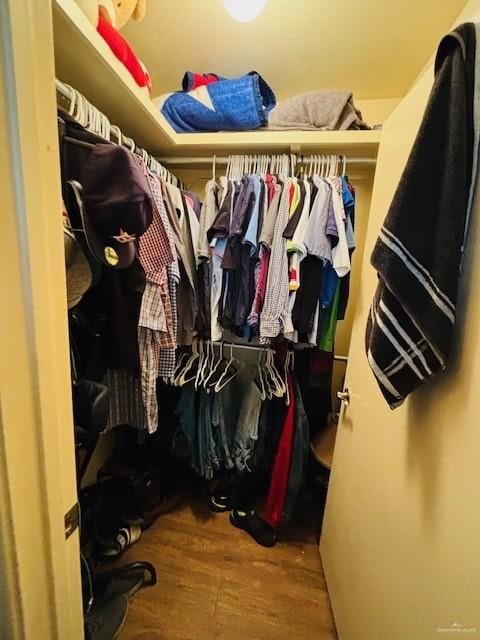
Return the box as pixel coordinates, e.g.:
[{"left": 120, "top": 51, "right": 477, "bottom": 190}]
[{"left": 0, "top": 0, "right": 83, "bottom": 637}]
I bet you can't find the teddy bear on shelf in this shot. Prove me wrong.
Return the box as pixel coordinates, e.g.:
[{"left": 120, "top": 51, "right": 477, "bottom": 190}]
[{"left": 75, "top": 0, "right": 152, "bottom": 95}]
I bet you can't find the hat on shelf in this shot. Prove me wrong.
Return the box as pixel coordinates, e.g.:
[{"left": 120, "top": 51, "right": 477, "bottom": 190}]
[
  {"left": 80, "top": 144, "right": 153, "bottom": 269},
  {"left": 63, "top": 200, "right": 93, "bottom": 309}
]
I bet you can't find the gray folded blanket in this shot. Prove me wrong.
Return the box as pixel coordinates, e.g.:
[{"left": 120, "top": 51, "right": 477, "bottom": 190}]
[{"left": 267, "top": 90, "right": 370, "bottom": 131}]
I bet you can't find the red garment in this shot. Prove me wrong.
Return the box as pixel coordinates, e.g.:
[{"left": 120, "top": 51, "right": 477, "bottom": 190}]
[
  {"left": 289, "top": 183, "right": 295, "bottom": 207},
  {"left": 265, "top": 175, "right": 276, "bottom": 205},
  {"left": 188, "top": 73, "right": 220, "bottom": 90},
  {"left": 97, "top": 18, "right": 152, "bottom": 93},
  {"left": 248, "top": 247, "right": 270, "bottom": 326},
  {"left": 263, "top": 375, "right": 296, "bottom": 527}
]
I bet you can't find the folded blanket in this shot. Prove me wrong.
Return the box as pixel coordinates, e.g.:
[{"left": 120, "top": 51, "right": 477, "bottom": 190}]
[
  {"left": 365, "top": 23, "right": 477, "bottom": 408},
  {"left": 156, "top": 72, "right": 276, "bottom": 133},
  {"left": 267, "top": 90, "right": 369, "bottom": 131}
]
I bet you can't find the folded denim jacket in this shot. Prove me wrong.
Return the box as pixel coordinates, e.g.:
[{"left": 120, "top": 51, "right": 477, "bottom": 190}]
[{"left": 156, "top": 72, "right": 276, "bottom": 133}]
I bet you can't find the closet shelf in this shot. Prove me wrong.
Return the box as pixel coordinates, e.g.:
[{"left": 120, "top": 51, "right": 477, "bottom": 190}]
[
  {"left": 52, "top": 0, "right": 382, "bottom": 158},
  {"left": 170, "top": 130, "right": 382, "bottom": 159}
]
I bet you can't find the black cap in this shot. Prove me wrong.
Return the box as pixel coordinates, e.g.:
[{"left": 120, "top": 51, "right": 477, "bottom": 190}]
[{"left": 81, "top": 144, "right": 153, "bottom": 269}]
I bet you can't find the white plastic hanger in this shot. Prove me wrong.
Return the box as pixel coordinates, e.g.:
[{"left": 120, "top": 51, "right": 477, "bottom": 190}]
[
  {"left": 255, "top": 350, "right": 267, "bottom": 401},
  {"left": 203, "top": 341, "right": 224, "bottom": 390},
  {"left": 199, "top": 340, "right": 216, "bottom": 388},
  {"left": 214, "top": 343, "right": 240, "bottom": 393},
  {"left": 172, "top": 351, "right": 190, "bottom": 386},
  {"left": 177, "top": 341, "right": 200, "bottom": 386},
  {"left": 266, "top": 349, "right": 286, "bottom": 397},
  {"left": 284, "top": 350, "right": 294, "bottom": 405},
  {"left": 194, "top": 340, "right": 207, "bottom": 390}
]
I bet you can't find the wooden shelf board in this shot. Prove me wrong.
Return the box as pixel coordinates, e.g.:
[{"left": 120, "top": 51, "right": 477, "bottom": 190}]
[{"left": 172, "top": 129, "right": 382, "bottom": 157}]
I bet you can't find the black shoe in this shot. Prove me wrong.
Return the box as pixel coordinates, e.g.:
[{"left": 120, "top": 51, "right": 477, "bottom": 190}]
[
  {"left": 100, "top": 524, "right": 142, "bottom": 559},
  {"left": 93, "top": 561, "right": 156, "bottom": 602},
  {"left": 229, "top": 509, "right": 277, "bottom": 547},
  {"left": 85, "top": 594, "right": 129, "bottom": 640},
  {"left": 209, "top": 492, "right": 232, "bottom": 513}
]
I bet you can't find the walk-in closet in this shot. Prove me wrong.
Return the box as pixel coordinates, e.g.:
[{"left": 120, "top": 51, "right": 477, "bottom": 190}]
[{"left": 2, "top": 1, "right": 480, "bottom": 639}]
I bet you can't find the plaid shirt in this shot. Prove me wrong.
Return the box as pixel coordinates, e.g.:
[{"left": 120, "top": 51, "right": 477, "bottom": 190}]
[
  {"left": 137, "top": 170, "right": 174, "bottom": 285},
  {"left": 260, "top": 179, "right": 291, "bottom": 339},
  {"left": 149, "top": 173, "right": 179, "bottom": 359},
  {"left": 135, "top": 160, "right": 180, "bottom": 432}
]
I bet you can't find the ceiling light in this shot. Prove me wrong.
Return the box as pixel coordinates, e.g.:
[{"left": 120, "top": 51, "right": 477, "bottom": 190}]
[{"left": 223, "top": 0, "right": 267, "bottom": 22}]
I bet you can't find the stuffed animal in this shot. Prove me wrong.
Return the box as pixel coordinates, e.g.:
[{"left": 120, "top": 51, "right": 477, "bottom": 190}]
[
  {"left": 74, "top": 0, "right": 144, "bottom": 29},
  {"left": 74, "top": 0, "right": 151, "bottom": 95},
  {"left": 74, "top": 0, "right": 115, "bottom": 26},
  {"left": 111, "top": 0, "right": 146, "bottom": 29}
]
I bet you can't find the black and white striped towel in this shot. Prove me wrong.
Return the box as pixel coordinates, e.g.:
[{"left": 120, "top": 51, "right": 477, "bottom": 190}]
[{"left": 366, "top": 23, "right": 477, "bottom": 408}]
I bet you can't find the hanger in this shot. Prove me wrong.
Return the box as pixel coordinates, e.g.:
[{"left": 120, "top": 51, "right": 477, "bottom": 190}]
[
  {"left": 253, "top": 349, "right": 267, "bottom": 401},
  {"left": 214, "top": 343, "right": 240, "bottom": 393},
  {"left": 200, "top": 340, "right": 216, "bottom": 388},
  {"left": 172, "top": 350, "right": 190, "bottom": 386},
  {"left": 266, "top": 349, "right": 286, "bottom": 397},
  {"left": 177, "top": 341, "right": 201, "bottom": 386},
  {"left": 110, "top": 125, "right": 122, "bottom": 145},
  {"left": 195, "top": 340, "right": 208, "bottom": 390},
  {"left": 283, "top": 349, "right": 294, "bottom": 405},
  {"left": 203, "top": 341, "right": 222, "bottom": 390}
]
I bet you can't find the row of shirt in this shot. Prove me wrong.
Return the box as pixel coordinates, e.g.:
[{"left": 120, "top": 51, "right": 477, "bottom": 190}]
[{"left": 198, "top": 172, "right": 356, "bottom": 348}]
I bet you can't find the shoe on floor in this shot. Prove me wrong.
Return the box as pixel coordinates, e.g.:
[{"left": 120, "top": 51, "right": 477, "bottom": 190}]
[
  {"left": 85, "top": 594, "right": 128, "bottom": 640},
  {"left": 93, "top": 568, "right": 146, "bottom": 603},
  {"left": 229, "top": 509, "right": 277, "bottom": 547},
  {"left": 209, "top": 492, "right": 232, "bottom": 513},
  {"left": 100, "top": 524, "right": 142, "bottom": 559}
]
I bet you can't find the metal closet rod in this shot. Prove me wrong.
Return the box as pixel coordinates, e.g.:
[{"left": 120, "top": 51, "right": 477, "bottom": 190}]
[
  {"left": 201, "top": 340, "right": 348, "bottom": 362},
  {"left": 157, "top": 155, "right": 376, "bottom": 166}
]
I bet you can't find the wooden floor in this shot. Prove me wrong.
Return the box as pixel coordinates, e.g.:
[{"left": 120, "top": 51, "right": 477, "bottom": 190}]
[{"left": 117, "top": 493, "right": 338, "bottom": 640}]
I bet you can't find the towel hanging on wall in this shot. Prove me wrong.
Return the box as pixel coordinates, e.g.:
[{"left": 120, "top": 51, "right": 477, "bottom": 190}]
[{"left": 365, "top": 22, "right": 478, "bottom": 408}]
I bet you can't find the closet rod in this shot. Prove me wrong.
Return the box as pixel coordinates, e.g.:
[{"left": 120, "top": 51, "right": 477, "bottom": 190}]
[
  {"left": 157, "top": 156, "right": 377, "bottom": 166},
  {"left": 62, "top": 135, "right": 98, "bottom": 150},
  {"left": 207, "top": 340, "right": 348, "bottom": 362}
]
